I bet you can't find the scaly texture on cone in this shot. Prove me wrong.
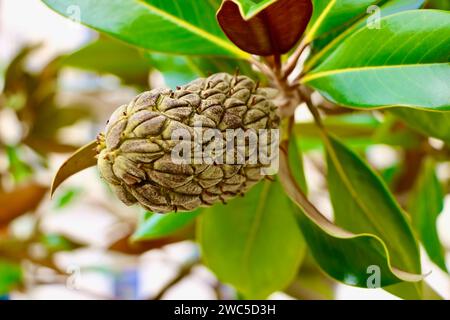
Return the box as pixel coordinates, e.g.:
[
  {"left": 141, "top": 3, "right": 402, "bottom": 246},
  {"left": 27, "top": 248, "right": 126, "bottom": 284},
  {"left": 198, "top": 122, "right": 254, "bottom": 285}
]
[{"left": 97, "top": 73, "right": 280, "bottom": 213}]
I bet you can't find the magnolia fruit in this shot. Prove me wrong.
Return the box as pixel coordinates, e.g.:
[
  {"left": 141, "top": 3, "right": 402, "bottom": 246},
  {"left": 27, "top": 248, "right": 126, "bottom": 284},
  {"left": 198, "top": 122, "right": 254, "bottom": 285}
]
[{"left": 97, "top": 73, "right": 280, "bottom": 213}]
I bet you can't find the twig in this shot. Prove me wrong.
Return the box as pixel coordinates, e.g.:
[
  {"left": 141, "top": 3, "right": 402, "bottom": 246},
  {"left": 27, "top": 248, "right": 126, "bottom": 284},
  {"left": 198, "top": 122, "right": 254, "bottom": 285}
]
[
  {"left": 297, "top": 87, "right": 323, "bottom": 128},
  {"left": 151, "top": 259, "right": 198, "bottom": 300},
  {"left": 283, "top": 40, "right": 308, "bottom": 79},
  {"left": 249, "top": 56, "right": 276, "bottom": 82},
  {"left": 212, "top": 281, "right": 224, "bottom": 300}
]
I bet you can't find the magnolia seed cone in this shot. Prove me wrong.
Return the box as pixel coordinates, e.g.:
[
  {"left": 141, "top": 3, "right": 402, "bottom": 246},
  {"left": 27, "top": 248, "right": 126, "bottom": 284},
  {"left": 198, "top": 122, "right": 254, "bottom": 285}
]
[{"left": 97, "top": 73, "right": 280, "bottom": 213}]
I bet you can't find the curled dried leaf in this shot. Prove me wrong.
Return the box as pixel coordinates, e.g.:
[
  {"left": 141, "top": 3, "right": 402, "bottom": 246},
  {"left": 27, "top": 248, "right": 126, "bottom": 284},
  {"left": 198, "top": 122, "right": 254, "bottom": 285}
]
[
  {"left": 217, "top": 0, "right": 313, "bottom": 56},
  {"left": 51, "top": 140, "right": 98, "bottom": 197}
]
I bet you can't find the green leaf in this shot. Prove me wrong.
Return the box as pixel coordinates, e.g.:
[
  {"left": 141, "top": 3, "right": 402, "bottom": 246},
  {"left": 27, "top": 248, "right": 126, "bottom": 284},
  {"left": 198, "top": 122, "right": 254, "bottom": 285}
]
[
  {"left": 325, "top": 135, "right": 427, "bottom": 298},
  {"left": 0, "top": 260, "right": 22, "bottom": 295},
  {"left": 42, "top": 0, "right": 246, "bottom": 58},
  {"left": 228, "top": 0, "right": 278, "bottom": 19},
  {"left": 380, "top": 164, "right": 401, "bottom": 186},
  {"left": 132, "top": 210, "right": 200, "bottom": 241},
  {"left": 295, "top": 113, "right": 381, "bottom": 152},
  {"left": 296, "top": 113, "right": 380, "bottom": 139},
  {"left": 306, "top": 0, "right": 426, "bottom": 71},
  {"left": 391, "top": 108, "right": 450, "bottom": 144},
  {"left": 305, "top": 0, "right": 379, "bottom": 43},
  {"left": 326, "top": 135, "right": 421, "bottom": 275},
  {"left": 198, "top": 180, "right": 305, "bottom": 299},
  {"left": 146, "top": 53, "right": 199, "bottom": 88},
  {"left": 296, "top": 213, "right": 417, "bottom": 287},
  {"left": 63, "top": 37, "right": 151, "bottom": 87},
  {"left": 289, "top": 136, "right": 308, "bottom": 194},
  {"left": 146, "top": 53, "right": 258, "bottom": 89},
  {"left": 303, "top": 10, "right": 450, "bottom": 110},
  {"left": 409, "top": 159, "right": 448, "bottom": 272},
  {"left": 286, "top": 252, "right": 336, "bottom": 300},
  {"left": 278, "top": 139, "right": 424, "bottom": 289}
]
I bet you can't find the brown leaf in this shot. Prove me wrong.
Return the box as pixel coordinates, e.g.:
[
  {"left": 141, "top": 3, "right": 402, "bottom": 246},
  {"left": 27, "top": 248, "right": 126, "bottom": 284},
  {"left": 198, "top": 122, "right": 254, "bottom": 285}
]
[
  {"left": 109, "top": 224, "right": 194, "bottom": 255},
  {"left": 51, "top": 140, "right": 98, "bottom": 197},
  {"left": 24, "top": 136, "right": 79, "bottom": 154},
  {"left": 0, "top": 184, "right": 48, "bottom": 226},
  {"left": 217, "top": 0, "right": 313, "bottom": 56}
]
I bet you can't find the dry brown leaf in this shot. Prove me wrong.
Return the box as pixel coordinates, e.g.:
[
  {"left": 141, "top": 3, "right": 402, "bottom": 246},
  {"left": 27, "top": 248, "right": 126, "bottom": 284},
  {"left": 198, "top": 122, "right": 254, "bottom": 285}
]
[
  {"left": 0, "top": 183, "right": 48, "bottom": 226},
  {"left": 51, "top": 140, "right": 98, "bottom": 197}
]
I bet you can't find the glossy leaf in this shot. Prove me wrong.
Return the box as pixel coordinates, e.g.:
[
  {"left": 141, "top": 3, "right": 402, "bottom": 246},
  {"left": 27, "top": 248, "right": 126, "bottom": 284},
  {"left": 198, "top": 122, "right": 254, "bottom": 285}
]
[
  {"left": 296, "top": 113, "right": 379, "bottom": 139},
  {"left": 324, "top": 134, "right": 428, "bottom": 298},
  {"left": 326, "top": 135, "right": 421, "bottom": 274},
  {"left": 42, "top": 0, "right": 246, "bottom": 57},
  {"left": 289, "top": 136, "right": 308, "bottom": 194},
  {"left": 296, "top": 113, "right": 382, "bottom": 152},
  {"left": 51, "top": 140, "right": 98, "bottom": 197},
  {"left": 305, "top": 0, "right": 378, "bottom": 43},
  {"left": 198, "top": 180, "right": 305, "bottom": 299},
  {"left": 278, "top": 140, "right": 424, "bottom": 288},
  {"left": 384, "top": 279, "right": 442, "bottom": 300},
  {"left": 132, "top": 210, "right": 201, "bottom": 241},
  {"left": 303, "top": 10, "right": 450, "bottom": 110},
  {"left": 63, "top": 37, "right": 151, "bottom": 87},
  {"left": 391, "top": 108, "right": 450, "bottom": 143},
  {"left": 0, "top": 184, "right": 48, "bottom": 227},
  {"left": 147, "top": 53, "right": 199, "bottom": 88},
  {"left": 306, "top": 0, "right": 426, "bottom": 71},
  {"left": 286, "top": 252, "right": 335, "bottom": 300},
  {"left": 217, "top": 0, "right": 312, "bottom": 55},
  {"left": 409, "top": 159, "right": 448, "bottom": 272},
  {"left": 146, "top": 53, "right": 258, "bottom": 89}
]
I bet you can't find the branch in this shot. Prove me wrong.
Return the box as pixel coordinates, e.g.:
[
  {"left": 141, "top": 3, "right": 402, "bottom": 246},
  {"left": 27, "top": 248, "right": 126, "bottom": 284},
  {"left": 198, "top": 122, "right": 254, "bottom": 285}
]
[{"left": 151, "top": 258, "right": 199, "bottom": 300}]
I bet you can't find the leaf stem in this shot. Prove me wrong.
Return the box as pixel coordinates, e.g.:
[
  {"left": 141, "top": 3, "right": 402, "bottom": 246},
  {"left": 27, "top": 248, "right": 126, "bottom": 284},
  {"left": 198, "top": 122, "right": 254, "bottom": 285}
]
[
  {"left": 297, "top": 87, "right": 324, "bottom": 129},
  {"left": 249, "top": 55, "right": 276, "bottom": 81},
  {"left": 282, "top": 40, "right": 308, "bottom": 79}
]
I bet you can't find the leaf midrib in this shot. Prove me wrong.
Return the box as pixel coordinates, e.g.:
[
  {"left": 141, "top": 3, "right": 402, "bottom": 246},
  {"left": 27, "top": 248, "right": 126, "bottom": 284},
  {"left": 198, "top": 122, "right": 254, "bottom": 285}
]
[
  {"left": 304, "top": 0, "right": 337, "bottom": 43},
  {"left": 136, "top": 0, "right": 248, "bottom": 58},
  {"left": 302, "top": 63, "right": 449, "bottom": 83},
  {"left": 323, "top": 134, "right": 419, "bottom": 272}
]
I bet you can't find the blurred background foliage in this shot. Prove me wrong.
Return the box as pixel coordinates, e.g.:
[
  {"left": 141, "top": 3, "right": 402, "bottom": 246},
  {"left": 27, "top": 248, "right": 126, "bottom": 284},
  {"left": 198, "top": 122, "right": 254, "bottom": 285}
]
[{"left": 0, "top": 0, "right": 449, "bottom": 300}]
